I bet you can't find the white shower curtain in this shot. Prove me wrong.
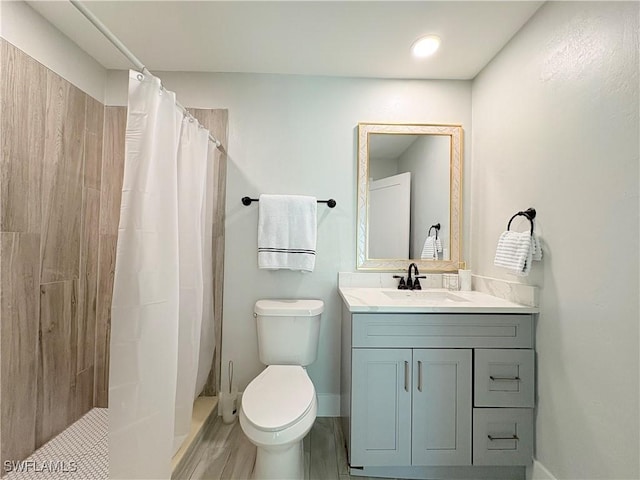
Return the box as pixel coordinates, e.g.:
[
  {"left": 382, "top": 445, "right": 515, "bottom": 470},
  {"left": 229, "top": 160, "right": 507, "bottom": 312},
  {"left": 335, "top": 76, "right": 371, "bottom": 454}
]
[
  {"left": 109, "top": 70, "right": 215, "bottom": 479},
  {"left": 195, "top": 138, "right": 215, "bottom": 397},
  {"left": 173, "top": 115, "right": 209, "bottom": 454}
]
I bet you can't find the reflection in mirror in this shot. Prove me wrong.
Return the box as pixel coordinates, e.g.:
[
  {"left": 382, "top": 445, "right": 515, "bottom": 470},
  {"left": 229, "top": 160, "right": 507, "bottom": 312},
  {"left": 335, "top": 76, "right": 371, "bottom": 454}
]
[
  {"left": 368, "top": 134, "right": 451, "bottom": 260},
  {"left": 357, "top": 123, "right": 463, "bottom": 272}
]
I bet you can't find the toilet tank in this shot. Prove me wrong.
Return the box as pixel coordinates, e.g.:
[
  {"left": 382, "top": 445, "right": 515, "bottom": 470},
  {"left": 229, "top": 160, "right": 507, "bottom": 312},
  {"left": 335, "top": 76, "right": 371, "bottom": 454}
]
[{"left": 254, "top": 299, "right": 324, "bottom": 366}]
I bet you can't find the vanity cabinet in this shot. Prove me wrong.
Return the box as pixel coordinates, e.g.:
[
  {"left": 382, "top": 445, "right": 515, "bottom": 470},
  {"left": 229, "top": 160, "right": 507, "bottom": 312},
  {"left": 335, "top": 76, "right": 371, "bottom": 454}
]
[
  {"left": 341, "top": 308, "right": 535, "bottom": 478},
  {"left": 351, "top": 348, "right": 471, "bottom": 467}
]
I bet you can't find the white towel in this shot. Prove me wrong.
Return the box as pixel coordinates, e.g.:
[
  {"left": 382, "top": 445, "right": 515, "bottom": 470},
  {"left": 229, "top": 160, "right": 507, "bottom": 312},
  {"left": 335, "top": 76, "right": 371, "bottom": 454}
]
[
  {"left": 494, "top": 231, "right": 532, "bottom": 276},
  {"left": 421, "top": 235, "right": 437, "bottom": 260},
  {"left": 258, "top": 194, "right": 317, "bottom": 272},
  {"left": 531, "top": 234, "right": 543, "bottom": 261}
]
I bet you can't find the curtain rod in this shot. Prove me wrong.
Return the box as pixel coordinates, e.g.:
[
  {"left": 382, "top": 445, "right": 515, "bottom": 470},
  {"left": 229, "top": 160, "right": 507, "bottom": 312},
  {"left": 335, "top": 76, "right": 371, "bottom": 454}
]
[{"left": 69, "top": 0, "right": 222, "bottom": 149}]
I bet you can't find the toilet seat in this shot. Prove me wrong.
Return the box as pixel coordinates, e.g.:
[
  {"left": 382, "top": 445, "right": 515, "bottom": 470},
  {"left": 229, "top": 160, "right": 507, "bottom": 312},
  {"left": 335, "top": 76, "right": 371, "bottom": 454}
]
[{"left": 242, "top": 365, "right": 315, "bottom": 432}]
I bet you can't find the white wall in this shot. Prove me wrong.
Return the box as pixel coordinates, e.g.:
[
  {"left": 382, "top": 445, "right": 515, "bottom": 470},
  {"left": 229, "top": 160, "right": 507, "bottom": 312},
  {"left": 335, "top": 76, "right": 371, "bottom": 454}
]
[
  {"left": 0, "top": 0, "right": 106, "bottom": 101},
  {"left": 471, "top": 2, "right": 639, "bottom": 479},
  {"left": 398, "top": 136, "right": 451, "bottom": 259},
  {"left": 369, "top": 155, "right": 399, "bottom": 181},
  {"left": 107, "top": 71, "right": 472, "bottom": 412}
]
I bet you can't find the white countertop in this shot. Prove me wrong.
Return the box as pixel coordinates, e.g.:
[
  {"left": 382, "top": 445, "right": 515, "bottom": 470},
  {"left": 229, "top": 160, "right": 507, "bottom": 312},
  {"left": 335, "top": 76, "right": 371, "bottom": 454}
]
[{"left": 338, "top": 287, "right": 539, "bottom": 314}]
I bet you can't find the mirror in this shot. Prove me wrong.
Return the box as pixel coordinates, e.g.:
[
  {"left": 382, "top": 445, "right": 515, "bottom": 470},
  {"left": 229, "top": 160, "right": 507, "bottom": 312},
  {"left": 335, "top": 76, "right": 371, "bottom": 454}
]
[{"left": 356, "top": 123, "right": 463, "bottom": 271}]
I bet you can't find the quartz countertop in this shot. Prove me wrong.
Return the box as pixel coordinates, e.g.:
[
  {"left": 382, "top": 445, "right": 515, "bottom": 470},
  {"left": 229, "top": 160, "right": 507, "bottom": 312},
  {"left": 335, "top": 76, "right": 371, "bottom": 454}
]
[{"left": 338, "top": 287, "right": 539, "bottom": 314}]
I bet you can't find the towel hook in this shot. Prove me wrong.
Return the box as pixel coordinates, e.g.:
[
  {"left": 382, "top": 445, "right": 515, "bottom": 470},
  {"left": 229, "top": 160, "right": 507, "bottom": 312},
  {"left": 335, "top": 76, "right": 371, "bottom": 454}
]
[
  {"left": 428, "top": 223, "right": 441, "bottom": 239},
  {"left": 507, "top": 208, "right": 536, "bottom": 235}
]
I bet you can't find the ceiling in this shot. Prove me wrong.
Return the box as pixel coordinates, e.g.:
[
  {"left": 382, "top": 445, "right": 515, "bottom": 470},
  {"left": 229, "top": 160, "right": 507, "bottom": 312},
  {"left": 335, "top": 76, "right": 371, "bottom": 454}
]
[{"left": 27, "top": 1, "right": 543, "bottom": 80}]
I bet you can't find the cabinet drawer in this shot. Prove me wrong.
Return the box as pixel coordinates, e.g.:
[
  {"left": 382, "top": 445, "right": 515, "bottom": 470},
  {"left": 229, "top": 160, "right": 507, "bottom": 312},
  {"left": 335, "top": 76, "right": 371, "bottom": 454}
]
[
  {"left": 352, "top": 314, "right": 533, "bottom": 348},
  {"left": 473, "top": 408, "right": 533, "bottom": 466},
  {"left": 474, "top": 349, "right": 534, "bottom": 407}
]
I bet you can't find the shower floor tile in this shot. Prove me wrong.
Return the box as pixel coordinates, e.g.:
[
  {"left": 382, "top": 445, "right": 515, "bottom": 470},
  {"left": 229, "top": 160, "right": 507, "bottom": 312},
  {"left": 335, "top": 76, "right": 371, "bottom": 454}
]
[{"left": 4, "top": 408, "right": 107, "bottom": 480}]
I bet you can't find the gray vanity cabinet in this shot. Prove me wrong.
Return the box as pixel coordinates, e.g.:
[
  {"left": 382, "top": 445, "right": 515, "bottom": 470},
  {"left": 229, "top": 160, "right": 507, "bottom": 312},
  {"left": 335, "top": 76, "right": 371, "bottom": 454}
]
[
  {"left": 341, "top": 308, "right": 535, "bottom": 478},
  {"left": 351, "top": 348, "right": 471, "bottom": 467}
]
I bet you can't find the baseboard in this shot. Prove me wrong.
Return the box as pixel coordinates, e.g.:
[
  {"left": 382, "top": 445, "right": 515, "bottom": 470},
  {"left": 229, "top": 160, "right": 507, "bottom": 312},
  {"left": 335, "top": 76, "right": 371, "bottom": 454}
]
[
  {"left": 317, "top": 393, "right": 340, "bottom": 416},
  {"left": 526, "top": 460, "right": 558, "bottom": 480},
  {"left": 353, "top": 465, "right": 525, "bottom": 479}
]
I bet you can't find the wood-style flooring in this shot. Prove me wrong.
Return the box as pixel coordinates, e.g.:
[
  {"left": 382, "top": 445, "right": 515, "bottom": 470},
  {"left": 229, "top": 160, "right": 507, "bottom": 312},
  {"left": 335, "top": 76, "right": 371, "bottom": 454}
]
[{"left": 173, "top": 416, "right": 393, "bottom": 480}]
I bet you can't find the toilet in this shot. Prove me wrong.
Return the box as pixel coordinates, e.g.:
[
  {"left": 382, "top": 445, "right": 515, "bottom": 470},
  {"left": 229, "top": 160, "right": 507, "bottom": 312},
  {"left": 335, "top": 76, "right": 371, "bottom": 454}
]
[{"left": 240, "top": 299, "right": 324, "bottom": 479}]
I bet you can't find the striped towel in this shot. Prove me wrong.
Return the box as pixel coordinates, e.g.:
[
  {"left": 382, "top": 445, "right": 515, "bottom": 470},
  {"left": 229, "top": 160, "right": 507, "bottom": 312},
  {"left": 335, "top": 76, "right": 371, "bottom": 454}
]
[
  {"left": 421, "top": 235, "right": 437, "bottom": 260},
  {"left": 258, "top": 194, "right": 317, "bottom": 272},
  {"left": 494, "top": 231, "right": 539, "bottom": 276},
  {"left": 531, "top": 234, "right": 543, "bottom": 261}
]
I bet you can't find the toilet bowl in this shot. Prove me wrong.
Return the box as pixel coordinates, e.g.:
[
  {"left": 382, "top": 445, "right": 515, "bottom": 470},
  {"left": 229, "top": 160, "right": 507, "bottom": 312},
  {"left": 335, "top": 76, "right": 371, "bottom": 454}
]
[
  {"left": 240, "top": 365, "right": 317, "bottom": 479},
  {"left": 239, "top": 299, "right": 323, "bottom": 479}
]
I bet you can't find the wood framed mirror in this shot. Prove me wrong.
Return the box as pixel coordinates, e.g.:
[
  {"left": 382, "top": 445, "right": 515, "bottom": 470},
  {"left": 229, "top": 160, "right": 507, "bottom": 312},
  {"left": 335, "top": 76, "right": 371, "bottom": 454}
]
[{"left": 356, "top": 123, "right": 463, "bottom": 271}]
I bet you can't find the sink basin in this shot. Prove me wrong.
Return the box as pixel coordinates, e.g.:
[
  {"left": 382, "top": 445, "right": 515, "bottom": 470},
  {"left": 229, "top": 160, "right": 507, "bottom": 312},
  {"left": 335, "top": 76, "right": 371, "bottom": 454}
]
[{"left": 383, "top": 290, "right": 468, "bottom": 302}]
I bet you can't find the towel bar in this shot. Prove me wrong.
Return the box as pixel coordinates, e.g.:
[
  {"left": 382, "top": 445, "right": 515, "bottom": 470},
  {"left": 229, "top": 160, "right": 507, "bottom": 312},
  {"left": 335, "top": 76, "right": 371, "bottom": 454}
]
[
  {"left": 507, "top": 208, "right": 536, "bottom": 235},
  {"left": 428, "top": 223, "right": 441, "bottom": 238},
  {"left": 242, "top": 196, "right": 336, "bottom": 208}
]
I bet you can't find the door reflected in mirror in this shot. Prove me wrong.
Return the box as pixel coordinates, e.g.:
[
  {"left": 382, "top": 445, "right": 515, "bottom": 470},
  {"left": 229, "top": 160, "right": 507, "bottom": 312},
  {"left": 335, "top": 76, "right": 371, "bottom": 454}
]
[
  {"left": 368, "top": 134, "right": 451, "bottom": 260},
  {"left": 357, "top": 123, "right": 463, "bottom": 271}
]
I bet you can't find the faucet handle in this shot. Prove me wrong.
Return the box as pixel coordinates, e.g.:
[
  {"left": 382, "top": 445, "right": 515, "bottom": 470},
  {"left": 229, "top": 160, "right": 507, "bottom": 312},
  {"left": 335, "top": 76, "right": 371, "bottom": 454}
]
[
  {"left": 393, "top": 275, "right": 407, "bottom": 290},
  {"left": 413, "top": 276, "right": 426, "bottom": 290}
]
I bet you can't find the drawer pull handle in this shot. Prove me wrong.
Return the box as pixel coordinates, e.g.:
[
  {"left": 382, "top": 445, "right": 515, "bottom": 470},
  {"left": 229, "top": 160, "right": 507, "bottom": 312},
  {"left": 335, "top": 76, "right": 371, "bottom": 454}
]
[
  {"left": 417, "top": 360, "right": 423, "bottom": 392},
  {"left": 490, "top": 375, "right": 521, "bottom": 381},
  {"left": 404, "top": 361, "right": 409, "bottom": 392},
  {"left": 488, "top": 434, "right": 519, "bottom": 441}
]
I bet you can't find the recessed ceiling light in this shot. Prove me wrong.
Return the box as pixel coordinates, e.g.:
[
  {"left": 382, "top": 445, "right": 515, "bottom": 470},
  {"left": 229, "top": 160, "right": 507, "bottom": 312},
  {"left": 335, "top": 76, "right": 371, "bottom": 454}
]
[{"left": 411, "top": 35, "right": 441, "bottom": 58}]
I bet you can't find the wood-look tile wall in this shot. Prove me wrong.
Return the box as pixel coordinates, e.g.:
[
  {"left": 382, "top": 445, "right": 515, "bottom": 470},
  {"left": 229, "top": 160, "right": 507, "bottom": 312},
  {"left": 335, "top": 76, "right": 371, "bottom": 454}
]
[
  {"left": 93, "top": 106, "right": 126, "bottom": 407},
  {"left": 0, "top": 39, "right": 109, "bottom": 464}
]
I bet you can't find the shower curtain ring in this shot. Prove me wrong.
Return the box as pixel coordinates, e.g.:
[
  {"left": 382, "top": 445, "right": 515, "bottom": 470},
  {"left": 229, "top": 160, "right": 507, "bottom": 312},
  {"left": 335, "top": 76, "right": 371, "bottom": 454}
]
[{"left": 136, "top": 73, "right": 144, "bottom": 81}]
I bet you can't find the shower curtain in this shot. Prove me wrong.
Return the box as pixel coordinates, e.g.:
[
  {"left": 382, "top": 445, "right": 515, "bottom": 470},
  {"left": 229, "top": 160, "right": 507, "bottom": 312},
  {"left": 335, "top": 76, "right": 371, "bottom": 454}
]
[{"left": 109, "top": 70, "right": 215, "bottom": 479}]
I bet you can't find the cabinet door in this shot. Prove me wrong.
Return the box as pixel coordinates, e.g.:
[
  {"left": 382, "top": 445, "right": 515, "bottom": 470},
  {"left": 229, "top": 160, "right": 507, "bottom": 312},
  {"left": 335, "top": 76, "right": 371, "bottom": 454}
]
[
  {"left": 351, "top": 348, "right": 412, "bottom": 467},
  {"left": 412, "top": 349, "right": 472, "bottom": 466}
]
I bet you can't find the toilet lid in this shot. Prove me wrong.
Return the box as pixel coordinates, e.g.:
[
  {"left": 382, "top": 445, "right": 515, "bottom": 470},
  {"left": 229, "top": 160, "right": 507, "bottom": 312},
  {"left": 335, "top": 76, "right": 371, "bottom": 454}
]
[
  {"left": 255, "top": 299, "right": 324, "bottom": 316},
  {"left": 242, "top": 365, "right": 315, "bottom": 432}
]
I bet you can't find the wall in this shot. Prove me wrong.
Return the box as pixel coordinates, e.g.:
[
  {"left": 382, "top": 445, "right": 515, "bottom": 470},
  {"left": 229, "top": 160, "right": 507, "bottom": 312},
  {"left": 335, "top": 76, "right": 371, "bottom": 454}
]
[
  {"left": 398, "top": 136, "right": 451, "bottom": 259},
  {"left": 0, "top": 0, "right": 106, "bottom": 102},
  {"left": 106, "top": 71, "right": 472, "bottom": 413},
  {"left": 0, "top": 39, "right": 111, "bottom": 464},
  {"left": 369, "top": 155, "right": 400, "bottom": 180},
  {"left": 94, "top": 107, "right": 127, "bottom": 407},
  {"left": 471, "top": 2, "right": 639, "bottom": 479}
]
